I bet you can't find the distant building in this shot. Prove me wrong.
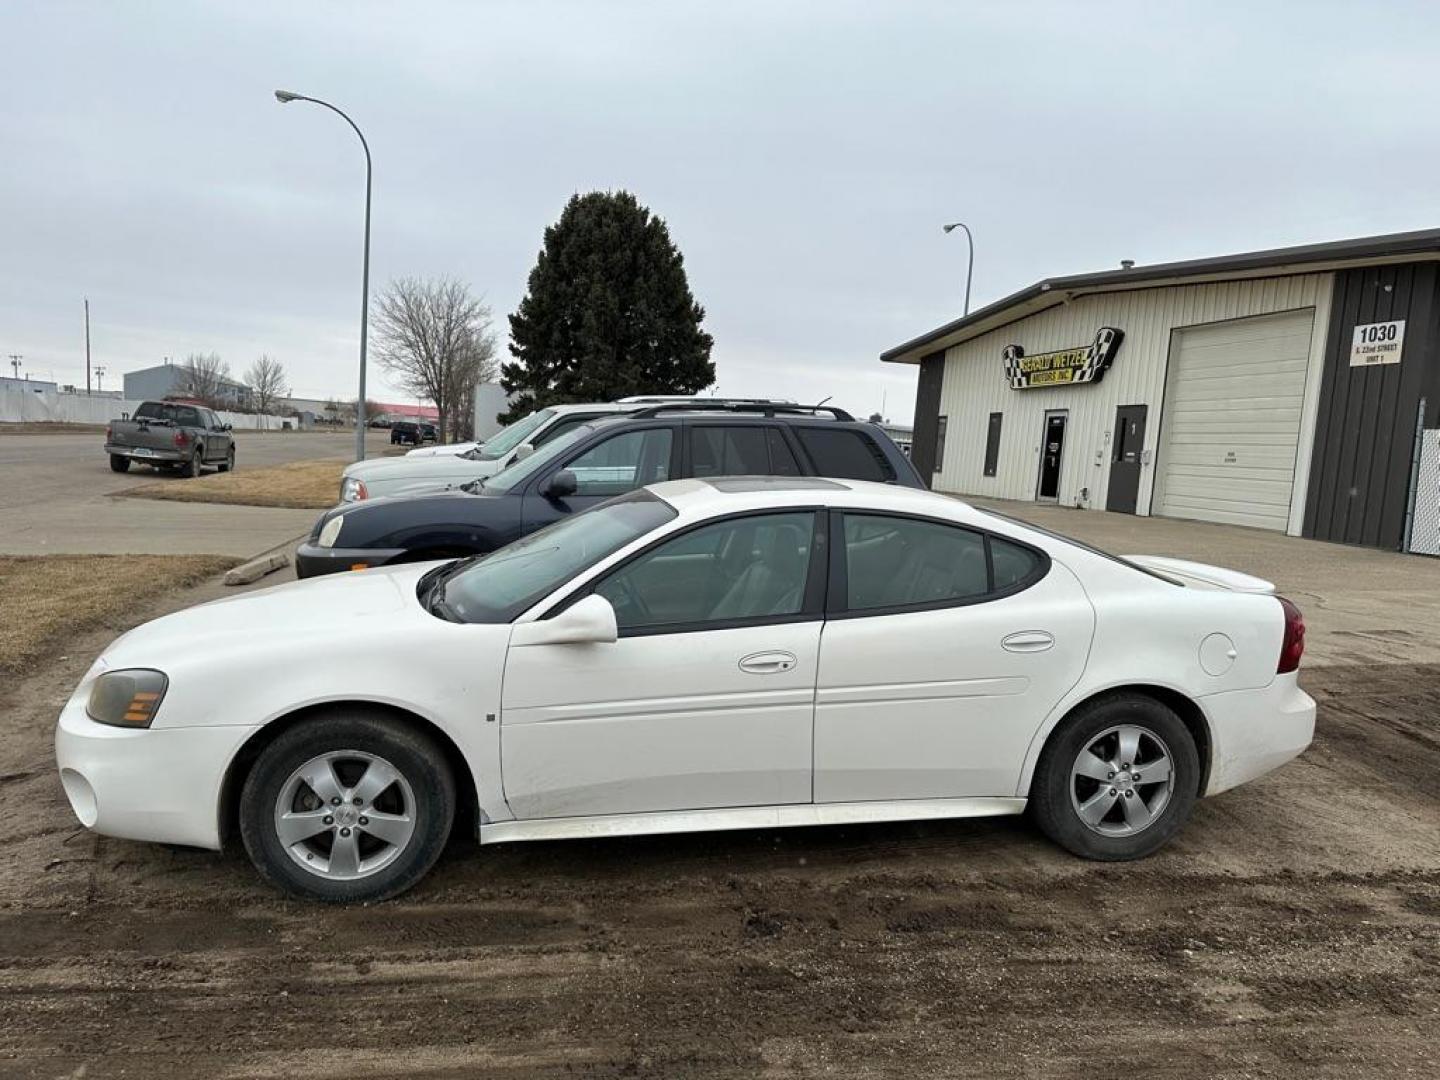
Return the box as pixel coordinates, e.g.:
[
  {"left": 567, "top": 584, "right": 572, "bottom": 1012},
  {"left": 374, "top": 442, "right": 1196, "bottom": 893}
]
[
  {"left": 0, "top": 375, "right": 59, "bottom": 394},
  {"left": 123, "top": 362, "right": 253, "bottom": 408},
  {"left": 473, "top": 382, "right": 513, "bottom": 441}
]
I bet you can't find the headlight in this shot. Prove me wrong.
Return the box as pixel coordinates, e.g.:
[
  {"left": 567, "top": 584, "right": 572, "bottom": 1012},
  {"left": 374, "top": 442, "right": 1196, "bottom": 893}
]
[
  {"left": 317, "top": 515, "right": 345, "bottom": 548},
  {"left": 340, "top": 476, "right": 368, "bottom": 502},
  {"left": 86, "top": 669, "right": 168, "bottom": 729}
]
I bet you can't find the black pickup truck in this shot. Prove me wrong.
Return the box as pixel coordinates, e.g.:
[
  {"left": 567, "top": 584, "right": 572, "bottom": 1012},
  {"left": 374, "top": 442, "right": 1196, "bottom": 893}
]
[{"left": 105, "top": 401, "right": 236, "bottom": 477}]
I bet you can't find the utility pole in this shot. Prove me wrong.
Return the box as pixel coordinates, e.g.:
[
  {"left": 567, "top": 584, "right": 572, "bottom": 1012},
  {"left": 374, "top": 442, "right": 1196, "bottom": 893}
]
[
  {"left": 85, "top": 298, "right": 92, "bottom": 395},
  {"left": 7, "top": 354, "right": 21, "bottom": 379},
  {"left": 94, "top": 366, "right": 106, "bottom": 393}
]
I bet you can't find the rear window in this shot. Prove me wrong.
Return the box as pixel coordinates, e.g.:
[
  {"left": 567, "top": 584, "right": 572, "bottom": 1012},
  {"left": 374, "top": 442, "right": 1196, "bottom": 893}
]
[
  {"left": 795, "top": 428, "right": 895, "bottom": 483},
  {"left": 134, "top": 402, "right": 200, "bottom": 426}
]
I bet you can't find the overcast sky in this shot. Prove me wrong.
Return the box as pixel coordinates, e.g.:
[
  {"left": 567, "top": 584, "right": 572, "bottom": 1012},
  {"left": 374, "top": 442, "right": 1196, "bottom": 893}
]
[{"left": 3, "top": 1, "right": 1437, "bottom": 422}]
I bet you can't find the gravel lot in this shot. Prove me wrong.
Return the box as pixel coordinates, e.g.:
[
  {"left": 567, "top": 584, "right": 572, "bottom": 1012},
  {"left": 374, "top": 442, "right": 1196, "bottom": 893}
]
[{"left": 2, "top": 547, "right": 1438, "bottom": 1078}]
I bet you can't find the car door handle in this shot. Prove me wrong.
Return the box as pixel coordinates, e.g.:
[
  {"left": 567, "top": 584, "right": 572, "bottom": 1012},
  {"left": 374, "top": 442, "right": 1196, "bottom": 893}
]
[
  {"left": 1001, "top": 631, "right": 1054, "bottom": 653},
  {"left": 738, "top": 651, "right": 798, "bottom": 675}
]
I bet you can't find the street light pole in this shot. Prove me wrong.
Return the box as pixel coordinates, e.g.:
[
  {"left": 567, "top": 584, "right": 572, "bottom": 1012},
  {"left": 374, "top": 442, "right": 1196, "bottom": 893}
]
[
  {"left": 942, "top": 222, "right": 975, "bottom": 316},
  {"left": 274, "top": 90, "right": 372, "bottom": 462}
]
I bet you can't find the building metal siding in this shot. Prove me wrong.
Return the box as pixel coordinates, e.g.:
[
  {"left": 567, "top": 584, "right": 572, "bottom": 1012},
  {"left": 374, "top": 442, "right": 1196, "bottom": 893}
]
[
  {"left": 1304, "top": 263, "right": 1440, "bottom": 550},
  {"left": 909, "top": 350, "right": 945, "bottom": 483},
  {"left": 931, "top": 274, "right": 1333, "bottom": 532}
]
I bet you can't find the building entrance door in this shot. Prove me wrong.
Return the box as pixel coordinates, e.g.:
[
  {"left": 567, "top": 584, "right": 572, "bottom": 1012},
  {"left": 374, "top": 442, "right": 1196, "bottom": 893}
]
[
  {"left": 1106, "top": 404, "right": 1147, "bottom": 513},
  {"left": 1036, "top": 411, "right": 1067, "bottom": 501}
]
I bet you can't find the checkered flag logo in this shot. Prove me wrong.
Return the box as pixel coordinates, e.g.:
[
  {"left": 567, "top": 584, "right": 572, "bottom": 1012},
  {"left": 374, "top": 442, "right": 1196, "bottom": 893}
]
[
  {"left": 1077, "top": 327, "right": 1123, "bottom": 383},
  {"left": 1002, "top": 343, "right": 1024, "bottom": 389}
]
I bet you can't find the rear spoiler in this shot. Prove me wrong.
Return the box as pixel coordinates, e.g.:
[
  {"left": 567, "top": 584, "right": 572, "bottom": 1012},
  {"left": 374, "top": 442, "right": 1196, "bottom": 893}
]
[{"left": 1123, "top": 555, "right": 1276, "bottom": 594}]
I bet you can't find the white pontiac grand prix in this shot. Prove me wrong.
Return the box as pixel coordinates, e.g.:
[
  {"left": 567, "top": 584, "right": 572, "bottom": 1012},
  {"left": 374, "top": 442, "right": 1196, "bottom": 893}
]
[{"left": 55, "top": 478, "right": 1314, "bottom": 901}]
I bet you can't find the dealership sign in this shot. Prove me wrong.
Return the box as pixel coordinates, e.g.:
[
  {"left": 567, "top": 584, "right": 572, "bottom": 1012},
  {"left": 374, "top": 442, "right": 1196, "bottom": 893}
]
[
  {"left": 1003, "top": 327, "right": 1124, "bottom": 390},
  {"left": 1350, "top": 320, "right": 1405, "bottom": 366}
]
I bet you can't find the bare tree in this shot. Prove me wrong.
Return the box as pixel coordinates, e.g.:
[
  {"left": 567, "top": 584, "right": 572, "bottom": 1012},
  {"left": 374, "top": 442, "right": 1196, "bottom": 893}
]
[
  {"left": 174, "top": 352, "right": 232, "bottom": 408},
  {"left": 372, "top": 277, "right": 498, "bottom": 443},
  {"left": 244, "top": 355, "right": 289, "bottom": 426}
]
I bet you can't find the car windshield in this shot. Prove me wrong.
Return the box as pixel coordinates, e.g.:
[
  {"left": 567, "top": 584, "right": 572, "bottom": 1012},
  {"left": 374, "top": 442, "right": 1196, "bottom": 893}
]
[
  {"left": 471, "top": 409, "right": 555, "bottom": 461},
  {"left": 464, "top": 423, "right": 599, "bottom": 494},
  {"left": 438, "top": 490, "right": 677, "bottom": 623}
]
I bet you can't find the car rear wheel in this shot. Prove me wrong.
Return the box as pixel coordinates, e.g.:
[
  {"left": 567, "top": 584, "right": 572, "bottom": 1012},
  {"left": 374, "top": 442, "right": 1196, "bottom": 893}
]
[
  {"left": 239, "top": 709, "right": 455, "bottom": 902},
  {"left": 108, "top": 454, "right": 130, "bottom": 473},
  {"left": 218, "top": 446, "right": 235, "bottom": 472},
  {"left": 185, "top": 447, "right": 202, "bottom": 478},
  {"left": 1029, "top": 693, "right": 1198, "bottom": 860}
]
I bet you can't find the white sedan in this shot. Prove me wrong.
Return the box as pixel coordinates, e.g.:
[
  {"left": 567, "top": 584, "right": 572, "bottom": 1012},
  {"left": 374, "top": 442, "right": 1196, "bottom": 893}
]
[{"left": 55, "top": 478, "right": 1314, "bottom": 901}]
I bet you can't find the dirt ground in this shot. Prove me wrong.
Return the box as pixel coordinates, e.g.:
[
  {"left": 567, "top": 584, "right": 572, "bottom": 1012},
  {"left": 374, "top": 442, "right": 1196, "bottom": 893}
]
[{"left": 1, "top": 574, "right": 1438, "bottom": 1078}]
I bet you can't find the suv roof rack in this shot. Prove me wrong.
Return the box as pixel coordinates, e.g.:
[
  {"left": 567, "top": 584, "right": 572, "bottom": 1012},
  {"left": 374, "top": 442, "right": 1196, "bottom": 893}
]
[
  {"left": 615, "top": 395, "right": 798, "bottom": 405},
  {"left": 625, "top": 401, "right": 856, "bottom": 421}
]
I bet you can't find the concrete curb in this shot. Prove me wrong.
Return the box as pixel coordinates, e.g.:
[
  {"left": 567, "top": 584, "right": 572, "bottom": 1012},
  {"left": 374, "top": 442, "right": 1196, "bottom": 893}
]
[{"left": 224, "top": 550, "right": 290, "bottom": 586}]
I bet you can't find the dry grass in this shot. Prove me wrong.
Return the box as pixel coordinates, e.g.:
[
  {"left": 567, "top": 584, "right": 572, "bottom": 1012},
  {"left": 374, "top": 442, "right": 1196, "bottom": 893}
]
[
  {"left": 119, "top": 458, "right": 347, "bottom": 510},
  {"left": 0, "top": 554, "right": 241, "bottom": 674}
]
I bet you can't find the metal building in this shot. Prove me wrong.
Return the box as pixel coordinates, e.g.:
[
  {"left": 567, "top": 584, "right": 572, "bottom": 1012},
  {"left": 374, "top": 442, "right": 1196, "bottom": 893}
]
[{"left": 882, "top": 228, "right": 1440, "bottom": 553}]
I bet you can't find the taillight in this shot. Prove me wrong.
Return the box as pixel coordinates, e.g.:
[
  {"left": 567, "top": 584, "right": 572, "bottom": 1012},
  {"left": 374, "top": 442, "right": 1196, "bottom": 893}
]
[
  {"left": 105, "top": 425, "right": 113, "bottom": 441},
  {"left": 173, "top": 429, "right": 189, "bottom": 448},
  {"left": 1277, "top": 596, "right": 1305, "bottom": 673}
]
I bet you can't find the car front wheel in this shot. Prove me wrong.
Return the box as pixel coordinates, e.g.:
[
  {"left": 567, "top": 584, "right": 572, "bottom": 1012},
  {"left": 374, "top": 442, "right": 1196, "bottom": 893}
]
[
  {"left": 1029, "top": 693, "right": 1199, "bottom": 861},
  {"left": 218, "top": 446, "right": 235, "bottom": 472},
  {"left": 239, "top": 709, "right": 455, "bottom": 902}
]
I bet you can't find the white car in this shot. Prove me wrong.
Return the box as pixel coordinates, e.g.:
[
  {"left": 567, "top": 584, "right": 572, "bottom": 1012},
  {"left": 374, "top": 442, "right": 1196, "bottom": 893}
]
[
  {"left": 55, "top": 478, "right": 1314, "bottom": 902},
  {"left": 340, "top": 403, "right": 638, "bottom": 502}
]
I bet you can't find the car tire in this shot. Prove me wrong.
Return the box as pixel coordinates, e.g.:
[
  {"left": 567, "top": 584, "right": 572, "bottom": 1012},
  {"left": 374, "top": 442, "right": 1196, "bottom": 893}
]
[
  {"left": 1029, "top": 693, "right": 1199, "bottom": 861},
  {"left": 218, "top": 446, "right": 235, "bottom": 473},
  {"left": 239, "top": 709, "right": 456, "bottom": 902},
  {"left": 109, "top": 454, "right": 130, "bottom": 473},
  {"left": 185, "top": 447, "right": 203, "bottom": 478}
]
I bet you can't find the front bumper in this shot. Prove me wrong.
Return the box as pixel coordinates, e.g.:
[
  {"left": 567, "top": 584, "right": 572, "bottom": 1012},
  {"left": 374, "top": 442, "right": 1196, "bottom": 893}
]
[
  {"left": 1200, "top": 671, "right": 1316, "bottom": 796},
  {"left": 294, "top": 541, "right": 407, "bottom": 579},
  {"left": 104, "top": 443, "right": 186, "bottom": 463},
  {"left": 55, "top": 695, "right": 258, "bottom": 850}
]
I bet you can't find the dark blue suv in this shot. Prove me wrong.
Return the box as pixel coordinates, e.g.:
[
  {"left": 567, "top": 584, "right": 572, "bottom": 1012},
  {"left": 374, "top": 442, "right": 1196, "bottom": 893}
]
[{"left": 296, "top": 403, "right": 924, "bottom": 578}]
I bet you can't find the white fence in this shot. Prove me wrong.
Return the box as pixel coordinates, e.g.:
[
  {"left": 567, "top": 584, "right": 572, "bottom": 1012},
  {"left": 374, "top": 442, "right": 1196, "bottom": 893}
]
[{"left": 0, "top": 387, "right": 291, "bottom": 430}]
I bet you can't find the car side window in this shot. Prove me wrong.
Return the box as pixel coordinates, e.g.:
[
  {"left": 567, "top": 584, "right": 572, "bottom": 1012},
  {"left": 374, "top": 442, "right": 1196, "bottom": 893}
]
[
  {"left": 796, "top": 428, "right": 896, "bottom": 482},
  {"left": 562, "top": 428, "right": 673, "bottom": 497},
  {"left": 690, "top": 426, "right": 772, "bottom": 477},
  {"left": 595, "top": 512, "right": 815, "bottom": 632},
  {"left": 533, "top": 414, "right": 592, "bottom": 448},
  {"left": 842, "top": 514, "right": 988, "bottom": 611},
  {"left": 991, "top": 536, "right": 1042, "bottom": 589}
]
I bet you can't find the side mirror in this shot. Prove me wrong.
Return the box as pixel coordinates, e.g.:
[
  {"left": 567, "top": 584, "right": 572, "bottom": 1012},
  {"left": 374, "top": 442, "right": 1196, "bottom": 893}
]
[
  {"left": 542, "top": 469, "right": 578, "bottom": 499},
  {"left": 513, "top": 442, "right": 535, "bottom": 462},
  {"left": 223, "top": 423, "right": 233, "bottom": 432},
  {"left": 510, "top": 594, "right": 617, "bottom": 647}
]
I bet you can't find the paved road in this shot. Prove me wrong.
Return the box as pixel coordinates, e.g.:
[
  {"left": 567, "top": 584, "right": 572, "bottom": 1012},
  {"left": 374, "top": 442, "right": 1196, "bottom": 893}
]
[{"left": 0, "top": 429, "right": 390, "bottom": 557}]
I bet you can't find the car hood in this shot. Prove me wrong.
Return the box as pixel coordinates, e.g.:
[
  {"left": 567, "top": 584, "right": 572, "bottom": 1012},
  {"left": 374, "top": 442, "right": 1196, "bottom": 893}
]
[
  {"left": 406, "top": 442, "right": 479, "bottom": 458},
  {"left": 100, "top": 562, "right": 439, "bottom": 667},
  {"left": 343, "top": 455, "right": 505, "bottom": 484}
]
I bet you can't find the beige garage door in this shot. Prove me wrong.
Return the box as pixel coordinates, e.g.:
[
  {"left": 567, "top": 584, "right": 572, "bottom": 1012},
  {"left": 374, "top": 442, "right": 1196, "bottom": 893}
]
[{"left": 1154, "top": 309, "right": 1314, "bottom": 531}]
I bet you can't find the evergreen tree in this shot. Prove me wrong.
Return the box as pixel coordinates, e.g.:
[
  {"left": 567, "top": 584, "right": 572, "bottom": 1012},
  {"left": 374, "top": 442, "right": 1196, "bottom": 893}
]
[{"left": 501, "top": 191, "right": 714, "bottom": 420}]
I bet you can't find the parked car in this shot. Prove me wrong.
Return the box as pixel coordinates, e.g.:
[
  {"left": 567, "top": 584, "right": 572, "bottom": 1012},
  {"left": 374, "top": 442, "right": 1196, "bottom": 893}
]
[
  {"left": 345, "top": 402, "right": 641, "bottom": 502},
  {"left": 104, "top": 400, "right": 235, "bottom": 477},
  {"left": 54, "top": 476, "right": 1315, "bottom": 901},
  {"left": 298, "top": 403, "right": 923, "bottom": 578},
  {"left": 389, "top": 421, "right": 436, "bottom": 446}
]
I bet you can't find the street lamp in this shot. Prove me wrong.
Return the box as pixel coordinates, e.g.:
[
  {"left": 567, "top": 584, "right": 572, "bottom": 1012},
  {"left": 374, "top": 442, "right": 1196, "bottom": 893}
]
[
  {"left": 942, "top": 221, "right": 975, "bottom": 316},
  {"left": 274, "top": 89, "right": 373, "bottom": 462}
]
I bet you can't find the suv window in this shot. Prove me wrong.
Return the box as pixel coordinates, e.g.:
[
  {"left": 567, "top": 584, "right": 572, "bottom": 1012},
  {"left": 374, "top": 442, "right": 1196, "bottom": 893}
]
[
  {"left": 596, "top": 511, "right": 815, "bottom": 632},
  {"left": 564, "top": 428, "right": 673, "bottom": 497},
  {"left": 796, "top": 428, "right": 895, "bottom": 483},
  {"left": 842, "top": 514, "right": 988, "bottom": 611},
  {"left": 690, "top": 425, "right": 789, "bottom": 477},
  {"left": 534, "top": 413, "right": 600, "bottom": 449}
]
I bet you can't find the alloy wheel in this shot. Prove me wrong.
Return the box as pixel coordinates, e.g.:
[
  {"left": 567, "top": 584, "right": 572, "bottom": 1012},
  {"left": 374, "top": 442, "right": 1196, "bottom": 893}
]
[
  {"left": 273, "top": 750, "right": 417, "bottom": 880},
  {"left": 1068, "top": 724, "right": 1175, "bottom": 837}
]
